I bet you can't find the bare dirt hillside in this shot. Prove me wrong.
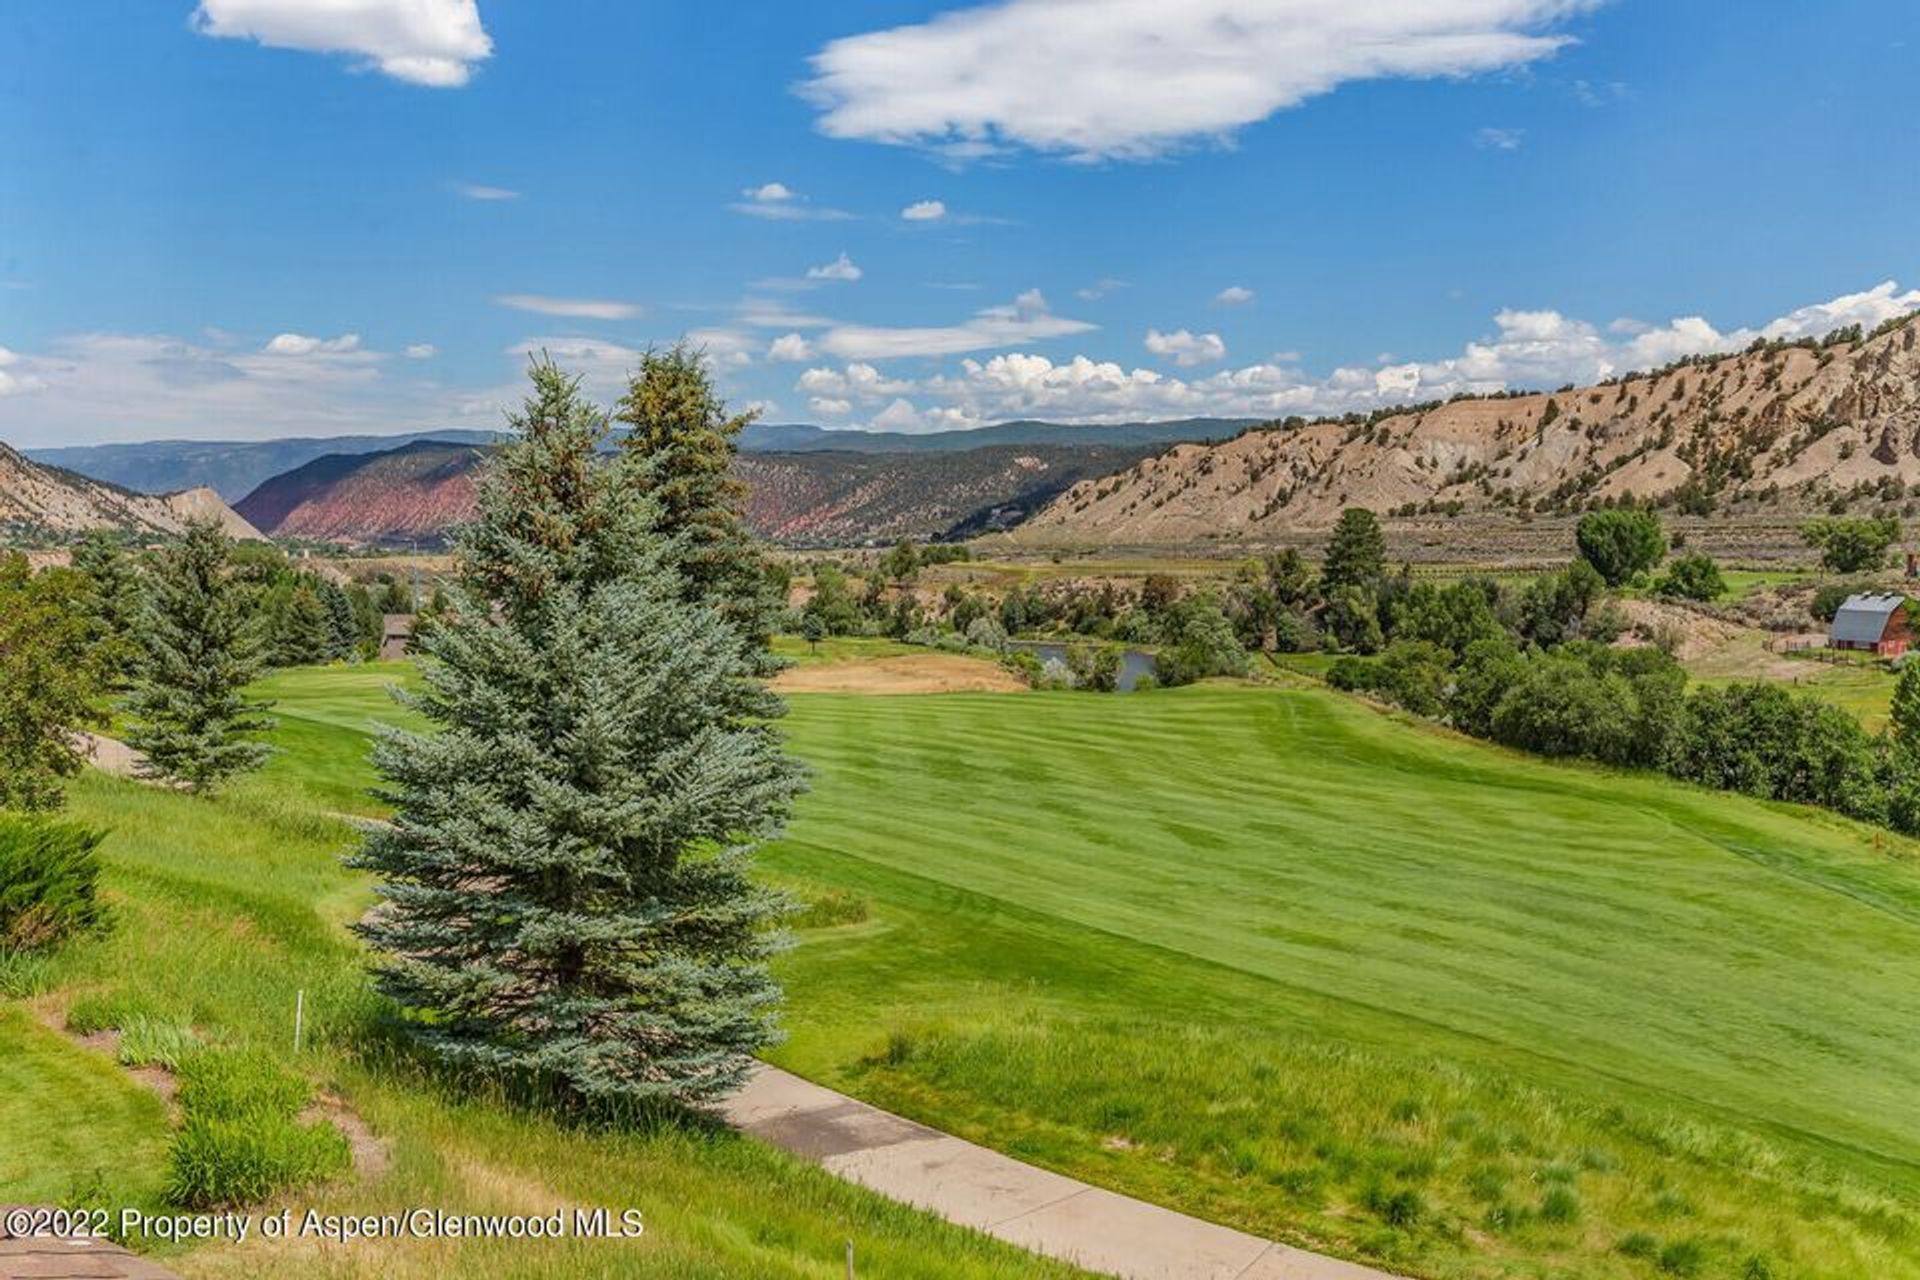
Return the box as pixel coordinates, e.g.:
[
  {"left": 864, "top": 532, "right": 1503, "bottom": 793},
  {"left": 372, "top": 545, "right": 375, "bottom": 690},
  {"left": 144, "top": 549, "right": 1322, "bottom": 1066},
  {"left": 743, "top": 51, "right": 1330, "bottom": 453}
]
[
  {"left": 0, "top": 442, "right": 262, "bottom": 540},
  {"left": 1017, "top": 315, "right": 1920, "bottom": 545}
]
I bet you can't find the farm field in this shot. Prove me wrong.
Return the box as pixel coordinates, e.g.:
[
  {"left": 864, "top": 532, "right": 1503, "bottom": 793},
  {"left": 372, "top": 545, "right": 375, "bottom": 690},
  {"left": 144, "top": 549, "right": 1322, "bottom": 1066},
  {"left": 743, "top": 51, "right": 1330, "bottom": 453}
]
[{"left": 156, "top": 654, "right": 1920, "bottom": 1279}]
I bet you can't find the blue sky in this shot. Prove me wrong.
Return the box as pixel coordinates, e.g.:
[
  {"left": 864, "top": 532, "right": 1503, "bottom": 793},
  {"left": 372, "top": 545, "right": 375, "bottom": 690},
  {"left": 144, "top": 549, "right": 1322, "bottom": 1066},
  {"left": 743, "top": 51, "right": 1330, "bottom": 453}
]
[{"left": 2, "top": 0, "right": 1917, "bottom": 446}]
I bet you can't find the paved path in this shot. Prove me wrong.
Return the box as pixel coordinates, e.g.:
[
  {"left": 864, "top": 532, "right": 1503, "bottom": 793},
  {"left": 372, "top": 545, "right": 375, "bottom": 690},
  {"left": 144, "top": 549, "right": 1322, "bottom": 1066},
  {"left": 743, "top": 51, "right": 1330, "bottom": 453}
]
[
  {"left": 721, "top": 1066, "right": 1399, "bottom": 1280},
  {"left": 0, "top": 1211, "right": 180, "bottom": 1280}
]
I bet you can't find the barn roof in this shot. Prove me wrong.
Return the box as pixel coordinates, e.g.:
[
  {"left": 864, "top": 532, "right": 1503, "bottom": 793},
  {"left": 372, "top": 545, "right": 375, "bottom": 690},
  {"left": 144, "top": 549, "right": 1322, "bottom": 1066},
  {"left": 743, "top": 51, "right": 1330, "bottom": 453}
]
[{"left": 1830, "top": 593, "right": 1907, "bottom": 645}]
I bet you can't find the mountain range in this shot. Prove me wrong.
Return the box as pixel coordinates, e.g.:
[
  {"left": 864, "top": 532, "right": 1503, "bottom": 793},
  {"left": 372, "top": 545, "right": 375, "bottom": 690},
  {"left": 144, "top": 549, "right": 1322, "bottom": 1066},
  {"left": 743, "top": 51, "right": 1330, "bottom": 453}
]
[{"left": 28, "top": 418, "right": 1256, "bottom": 502}]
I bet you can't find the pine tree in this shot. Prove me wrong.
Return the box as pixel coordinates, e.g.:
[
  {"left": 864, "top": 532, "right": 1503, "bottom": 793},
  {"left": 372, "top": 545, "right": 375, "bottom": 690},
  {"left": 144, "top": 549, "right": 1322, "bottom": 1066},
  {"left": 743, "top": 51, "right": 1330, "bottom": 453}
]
[
  {"left": 70, "top": 532, "right": 144, "bottom": 688},
  {"left": 352, "top": 359, "right": 805, "bottom": 1109},
  {"left": 319, "top": 579, "right": 358, "bottom": 660},
  {"left": 613, "top": 345, "right": 784, "bottom": 679},
  {"left": 123, "top": 520, "right": 275, "bottom": 792},
  {"left": 270, "top": 579, "right": 331, "bottom": 667},
  {"left": 1321, "top": 507, "right": 1386, "bottom": 593}
]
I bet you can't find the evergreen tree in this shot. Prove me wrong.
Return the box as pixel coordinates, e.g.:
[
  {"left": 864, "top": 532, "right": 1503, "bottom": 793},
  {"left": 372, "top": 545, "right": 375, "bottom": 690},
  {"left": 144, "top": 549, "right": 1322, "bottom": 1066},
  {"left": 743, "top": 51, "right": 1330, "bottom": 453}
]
[
  {"left": 319, "top": 579, "right": 358, "bottom": 660},
  {"left": 613, "top": 345, "right": 783, "bottom": 678},
  {"left": 270, "top": 579, "right": 331, "bottom": 667},
  {"left": 1321, "top": 507, "right": 1386, "bottom": 593},
  {"left": 70, "top": 532, "right": 144, "bottom": 688},
  {"left": 123, "top": 520, "right": 275, "bottom": 793},
  {"left": 352, "top": 360, "right": 805, "bottom": 1109},
  {"left": 0, "top": 557, "right": 103, "bottom": 811}
]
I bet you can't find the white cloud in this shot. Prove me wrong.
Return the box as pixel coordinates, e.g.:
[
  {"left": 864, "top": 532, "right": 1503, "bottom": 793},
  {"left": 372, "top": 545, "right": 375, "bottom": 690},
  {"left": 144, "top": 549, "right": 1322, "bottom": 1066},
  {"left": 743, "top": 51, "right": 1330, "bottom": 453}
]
[
  {"left": 263, "top": 332, "right": 362, "bottom": 355},
  {"left": 768, "top": 333, "right": 816, "bottom": 362},
  {"left": 788, "top": 280, "right": 1920, "bottom": 430},
  {"left": 191, "top": 0, "right": 491, "bottom": 87},
  {"left": 901, "top": 199, "right": 947, "bottom": 221},
  {"left": 686, "top": 327, "right": 756, "bottom": 368},
  {"left": 494, "top": 294, "right": 640, "bottom": 320},
  {"left": 802, "top": 0, "right": 1599, "bottom": 161},
  {"left": 809, "top": 396, "right": 852, "bottom": 416},
  {"left": 456, "top": 182, "right": 518, "bottom": 200},
  {"left": 1144, "top": 328, "right": 1226, "bottom": 366},
  {"left": 404, "top": 343, "right": 437, "bottom": 359},
  {"left": 728, "top": 183, "right": 854, "bottom": 221},
  {"left": 1215, "top": 285, "right": 1255, "bottom": 305},
  {"left": 806, "top": 252, "right": 864, "bottom": 282},
  {"left": 744, "top": 399, "right": 779, "bottom": 418},
  {"left": 1474, "top": 126, "right": 1525, "bottom": 151},
  {"left": 816, "top": 288, "right": 1095, "bottom": 359},
  {"left": 1077, "top": 278, "right": 1128, "bottom": 301},
  {"left": 0, "top": 346, "right": 45, "bottom": 397}
]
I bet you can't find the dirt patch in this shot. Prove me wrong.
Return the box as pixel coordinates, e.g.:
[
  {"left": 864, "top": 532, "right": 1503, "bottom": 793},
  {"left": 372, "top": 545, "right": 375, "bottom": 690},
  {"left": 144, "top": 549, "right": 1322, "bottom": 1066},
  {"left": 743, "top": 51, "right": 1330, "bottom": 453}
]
[
  {"left": 1614, "top": 597, "right": 1746, "bottom": 661},
  {"left": 78, "top": 732, "right": 143, "bottom": 780},
  {"left": 307, "top": 1092, "right": 391, "bottom": 1180},
  {"left": 772, "top": 653, "right": 1026, "bottom": 695}
]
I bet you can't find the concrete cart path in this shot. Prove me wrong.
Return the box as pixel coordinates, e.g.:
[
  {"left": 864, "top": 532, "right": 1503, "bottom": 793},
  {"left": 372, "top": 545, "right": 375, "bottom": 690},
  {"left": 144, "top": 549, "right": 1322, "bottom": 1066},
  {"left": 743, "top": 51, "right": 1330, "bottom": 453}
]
[
  {"left": 721, "top": 1065, "right": 1401, "bottom": 1280},
  {"left": 1, "top": 1212, "right": 181, "bottom": 1280}
]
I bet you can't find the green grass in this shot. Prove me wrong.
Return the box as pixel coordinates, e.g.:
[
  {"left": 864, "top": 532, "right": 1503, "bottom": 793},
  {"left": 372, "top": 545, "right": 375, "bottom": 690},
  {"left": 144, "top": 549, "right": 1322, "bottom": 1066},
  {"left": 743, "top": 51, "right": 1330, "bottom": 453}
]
[
  {"left": 769, "top": 634, "right": 920, "bottom": 666},
  {"left": 1683, "top": 631, "right": 1897, "bottom": 732},
  {"left": 30, "top": 660, "right": 1920, "bottom": 1278},
  {"left": 759, "top": 686, "right": 1920, "bottom": 1277},
  {"left": 2, "top": 684, "right": 1080, "bottom": 1275}
]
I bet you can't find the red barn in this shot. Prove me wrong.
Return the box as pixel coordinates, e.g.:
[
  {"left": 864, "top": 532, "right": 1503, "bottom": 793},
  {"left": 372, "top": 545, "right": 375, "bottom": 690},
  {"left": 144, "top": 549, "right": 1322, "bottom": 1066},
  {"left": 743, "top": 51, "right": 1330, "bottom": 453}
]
[{"left": 1829, "top": 592, "right": 1911, "bottom": 657}]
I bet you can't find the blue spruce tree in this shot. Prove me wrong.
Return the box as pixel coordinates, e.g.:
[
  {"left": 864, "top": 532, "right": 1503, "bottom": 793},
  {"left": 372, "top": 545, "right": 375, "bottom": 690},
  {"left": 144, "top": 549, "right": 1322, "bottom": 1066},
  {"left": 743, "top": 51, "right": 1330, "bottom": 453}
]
[{"left": 351, "top": 359, "right": 804, "bottom": 1107}]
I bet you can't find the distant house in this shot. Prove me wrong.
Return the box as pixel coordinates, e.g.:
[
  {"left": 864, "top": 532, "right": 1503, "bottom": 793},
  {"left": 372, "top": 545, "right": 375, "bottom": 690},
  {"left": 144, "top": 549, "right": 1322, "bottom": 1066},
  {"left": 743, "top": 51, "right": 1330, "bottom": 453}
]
[
  {"left": 380, "top": 613, "right": 414, "bottom": 660},
  {"left": 1829, "top": 593, "right": 1911, "bottom": 657}
]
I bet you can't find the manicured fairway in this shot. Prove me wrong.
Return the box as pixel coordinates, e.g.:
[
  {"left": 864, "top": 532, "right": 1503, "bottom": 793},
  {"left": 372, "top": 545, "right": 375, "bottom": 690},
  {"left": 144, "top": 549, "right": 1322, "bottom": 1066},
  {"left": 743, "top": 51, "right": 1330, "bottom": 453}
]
[{"left": 109, "top": 659, "right": 1920, "bottom": 1278}]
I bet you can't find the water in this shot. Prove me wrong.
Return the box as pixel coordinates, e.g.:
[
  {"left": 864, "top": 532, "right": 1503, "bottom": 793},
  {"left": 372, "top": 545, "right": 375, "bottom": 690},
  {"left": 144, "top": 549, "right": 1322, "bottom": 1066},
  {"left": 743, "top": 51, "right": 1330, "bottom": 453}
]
[{"left": 1008, "top": 641, "right": 1157, "bottom": 691}]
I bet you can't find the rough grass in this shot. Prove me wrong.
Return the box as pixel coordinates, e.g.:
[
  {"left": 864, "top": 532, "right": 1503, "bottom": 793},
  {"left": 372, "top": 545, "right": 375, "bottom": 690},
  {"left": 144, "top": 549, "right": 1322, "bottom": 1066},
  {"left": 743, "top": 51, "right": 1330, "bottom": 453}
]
[{"left": 6, "top": 754, "right": 1079, "bottom": 1276}]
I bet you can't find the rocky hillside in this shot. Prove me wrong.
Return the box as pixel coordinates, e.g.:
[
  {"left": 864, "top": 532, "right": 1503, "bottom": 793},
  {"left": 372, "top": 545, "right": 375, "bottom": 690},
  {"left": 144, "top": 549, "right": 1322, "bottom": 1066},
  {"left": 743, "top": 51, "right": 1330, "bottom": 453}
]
[
  {"left": 0, "top": 442, "right": 262, "bottom": 541},
  {"left": 28, "top": 430, "right": 500, "bottom": 501},
  {"left": 1018, "top": 314, "right": 1920, "bottom": 544},
  {"left": 235, "top": 440, "right": 488, "bottom": 544},
  {"left": 235, "top": 437, "right": 1159, "bottom": 546}
]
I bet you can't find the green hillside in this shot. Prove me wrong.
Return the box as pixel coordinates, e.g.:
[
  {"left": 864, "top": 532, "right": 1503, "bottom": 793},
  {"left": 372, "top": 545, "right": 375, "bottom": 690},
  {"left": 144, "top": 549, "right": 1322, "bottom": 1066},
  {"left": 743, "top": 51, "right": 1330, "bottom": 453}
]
[{"left": 38, "top": 660, "right": 1920, "bottom": 1278}]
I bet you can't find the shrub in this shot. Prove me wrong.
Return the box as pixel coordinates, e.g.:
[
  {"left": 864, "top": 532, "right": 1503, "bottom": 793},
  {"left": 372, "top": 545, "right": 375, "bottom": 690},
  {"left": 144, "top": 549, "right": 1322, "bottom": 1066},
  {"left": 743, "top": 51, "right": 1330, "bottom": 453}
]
[
  {"left": 165, "top": 1047, "right": 348, "bottom": 1209},
  {"left": 1809, "top": 583, "right": 1850, "bottom": 622},
  {"left": 1374, "top": 641, "right": 1451, "bottom": 717},
  {"left": 1326, "top": 657, "right": 1376, "bottom": 693},
  {"left": 0, "top": 815, "right": 109, "bottom": 953},
  {"left": 1800, "top": 516, "right": 1900, "bottom": 573},
  {"left": 1654, "top": 553, "right": 1725, "bottom": 601},
  {"left": 1155, "top": 597, "right": 1248, "bottom": 686},
  {"left": 117, "top": 1017, "right": 201, "bottom": 1071}
]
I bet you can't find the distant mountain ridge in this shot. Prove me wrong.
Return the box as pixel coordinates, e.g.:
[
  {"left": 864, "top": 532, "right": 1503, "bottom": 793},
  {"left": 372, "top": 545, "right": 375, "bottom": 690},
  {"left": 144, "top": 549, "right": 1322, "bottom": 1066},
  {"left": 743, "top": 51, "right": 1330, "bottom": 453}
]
[
  {"left": 31, "top": 418, "right": 1256, "bottom": 500},
  {"left": 0, "top": 442, "right": 262, "bottom": 541},
  {"left": 232, "top": 436, "right": 1164, "bottom": 546}
]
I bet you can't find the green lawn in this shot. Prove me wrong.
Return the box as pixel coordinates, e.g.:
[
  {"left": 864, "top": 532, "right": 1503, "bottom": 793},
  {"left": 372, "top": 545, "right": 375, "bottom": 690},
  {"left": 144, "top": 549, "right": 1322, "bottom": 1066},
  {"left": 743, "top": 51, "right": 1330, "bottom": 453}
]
[
  {"left": 6, "top": 685, "right": 1077, "bottom": 1277},
  {"left": 30, "top": 660, "right": 1920, "bottom": 1279}
]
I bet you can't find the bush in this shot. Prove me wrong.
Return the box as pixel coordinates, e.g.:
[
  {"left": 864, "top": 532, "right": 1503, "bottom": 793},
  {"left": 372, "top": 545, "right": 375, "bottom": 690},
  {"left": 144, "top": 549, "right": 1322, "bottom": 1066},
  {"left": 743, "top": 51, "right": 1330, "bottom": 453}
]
[
  {"left": 165, "top": 1046, "right": 348, "bottom": 1209},
  {"left": 1800, "top": 516, "right": 1900, "bottom": 573},
  {"left": 1809, "top": 583, "right": 1850, "bottom": 622},
  {"left": 1069, "top": 643, "right": 1123, "bottom": 693},
  {"left": 1537, "top": 1184, "right": 1582, "bottom": 1224},
  {"left": 1155, "top": 597, "right": 1248, "bottom": 686},
  {"left": 1373, "top": 641, "right": 1451, "bottom": 717},
  {"left": 0, "top": 815, "right": 109, "bottom": 953},
  {"left": 1655, "top": 553, "right": 1725, "bottom": 601},
  {"left": 1326, "top": 656, "right": 1376, "bottom": 692},
  {"left": 1000, "top": 650, "right": 1045, "bottom": 688}
]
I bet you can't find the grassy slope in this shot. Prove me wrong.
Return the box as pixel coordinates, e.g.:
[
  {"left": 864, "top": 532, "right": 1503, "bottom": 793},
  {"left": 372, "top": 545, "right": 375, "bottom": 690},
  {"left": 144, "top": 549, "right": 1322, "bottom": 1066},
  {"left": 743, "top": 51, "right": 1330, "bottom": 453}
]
[
  {"left": 102, "top": 657, "right": 1920, "bottom": 1279},
  {"left": 7, "top": 703, "right": 1077, "bottom": 1275}
]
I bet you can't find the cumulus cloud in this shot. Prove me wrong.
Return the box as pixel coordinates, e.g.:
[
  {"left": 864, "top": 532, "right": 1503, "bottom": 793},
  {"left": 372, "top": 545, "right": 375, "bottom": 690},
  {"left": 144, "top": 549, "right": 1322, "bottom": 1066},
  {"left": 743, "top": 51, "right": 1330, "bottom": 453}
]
[
  {"left": 1144, "top": 328, "right": 1226, "bottom": 366},
  {"left": 809, "top": 396, "right": 852, "bottom": 416},
  {"left": 456, "top": 182, "right": 518, "bottom": 200},
  {"left": 494, "top": 294, "right": 640, "bottom": 320},
  {"left": 901, "top": 199, "right": 947, "bottom": 221},
  {"left": 802, "top": 0, "right": 1599, "bottom": 161},
  {"left": 1215, "top": 285, "right": 1255, "bottom": 305},
  {"left": 729, "top": 183, "right": 853, "bottom": 221},
  {"left": 0, "top": 346, "right": 45, "bottom": 397},
  {"left": 790, "top": 280, "right": 1920, "bottom": 430},
  {"left": 817, "top": 288, "right": 1095, "bottom": 359},
  {"left": 263, "top": 332, "right": 362, "bottom": 355},
  {"left": 806, "top": 252, "right": 864, "bottom": 282},
  {"left": 767, "top": 333, "right": 816, "bottom": 362},
  {"left": 191, "top": 0, "right": 492, "bottom": 87}
]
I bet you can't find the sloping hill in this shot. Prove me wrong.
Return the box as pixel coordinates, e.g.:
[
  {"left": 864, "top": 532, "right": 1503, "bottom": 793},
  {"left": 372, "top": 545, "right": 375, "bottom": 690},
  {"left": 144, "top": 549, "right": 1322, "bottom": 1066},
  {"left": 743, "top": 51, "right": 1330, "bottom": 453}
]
[
  {"left": 738, "top": 417, "right": 1256, "bottom": 454},
  {"left": 0, "top": 442, "right": 261, "bottom": 540},
  {"left": 236, "top": 438, "right": 1161, "bottom": 546},
  {"left": 1019, "top": 315, "right": 1920, "bottom": 543},
  {"left": 28, "top": 429, "right": 502, "bottom": 501}
]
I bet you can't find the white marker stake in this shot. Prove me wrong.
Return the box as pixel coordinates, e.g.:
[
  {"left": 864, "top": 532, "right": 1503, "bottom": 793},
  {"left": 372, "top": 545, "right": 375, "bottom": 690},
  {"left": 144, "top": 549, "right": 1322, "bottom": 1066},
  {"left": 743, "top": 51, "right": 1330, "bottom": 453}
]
[{"left": 293, "top": 989, "right": 305, "bottom": 1055}]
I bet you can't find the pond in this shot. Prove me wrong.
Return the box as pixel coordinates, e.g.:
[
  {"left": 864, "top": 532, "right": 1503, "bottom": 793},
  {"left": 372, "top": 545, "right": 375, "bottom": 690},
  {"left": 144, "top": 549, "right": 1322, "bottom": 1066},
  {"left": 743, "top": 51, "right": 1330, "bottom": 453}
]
[{"left": 1008, "top": 641, "right": 1158, "bottom": 691}]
